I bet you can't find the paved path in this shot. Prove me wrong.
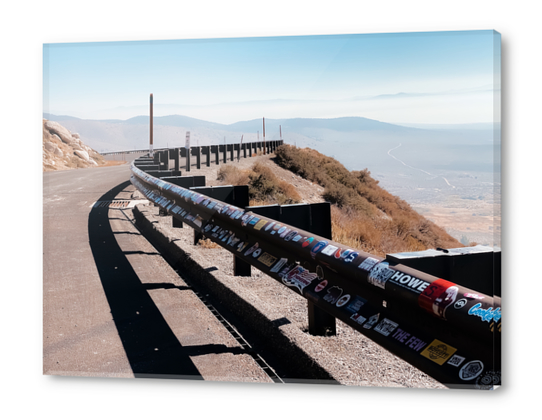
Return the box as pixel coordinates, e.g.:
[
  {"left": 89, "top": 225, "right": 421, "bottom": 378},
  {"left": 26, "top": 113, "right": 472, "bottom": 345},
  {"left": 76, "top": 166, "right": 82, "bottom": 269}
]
[{"left": 43, "top": 163, "right": 272, "bottom": 382}]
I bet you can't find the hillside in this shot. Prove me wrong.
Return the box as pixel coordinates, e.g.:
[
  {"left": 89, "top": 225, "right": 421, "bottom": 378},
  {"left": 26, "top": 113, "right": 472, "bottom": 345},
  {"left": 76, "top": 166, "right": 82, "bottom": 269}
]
[
  {"left": 213, "top": 146, "right": 463, "bottom": 257},
  {"left": 43, "top": 119, "right": 107, "bottom": 171}
]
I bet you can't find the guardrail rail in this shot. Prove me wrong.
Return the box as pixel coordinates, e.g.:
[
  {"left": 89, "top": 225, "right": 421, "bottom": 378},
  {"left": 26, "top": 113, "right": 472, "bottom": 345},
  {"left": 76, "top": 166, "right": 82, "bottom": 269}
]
[{"left": 130, "top": 151, "right": 501, "bottom": 390}]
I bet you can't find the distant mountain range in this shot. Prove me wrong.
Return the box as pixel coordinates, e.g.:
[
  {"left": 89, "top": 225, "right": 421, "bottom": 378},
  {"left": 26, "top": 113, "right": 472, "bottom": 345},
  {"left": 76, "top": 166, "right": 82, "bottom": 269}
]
[{"left": 43, "top": 112, "right": 497, "bottom": 155}]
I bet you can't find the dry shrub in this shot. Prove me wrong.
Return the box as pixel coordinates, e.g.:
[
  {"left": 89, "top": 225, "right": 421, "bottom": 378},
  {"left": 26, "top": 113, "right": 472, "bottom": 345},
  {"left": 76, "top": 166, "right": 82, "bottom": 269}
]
[
  {"left": 216, "top": 160, "right": 301, "bottom": 206},
  {"left": 217, "top": 165, "right": 250, "bottom": 185},
  {"left": 248, "top": 161, "right": 301, "bottom": 205},
  {"left": 197, "top": 238, "right": 221, "bottom": 249},
  {"left": 330, "top": 206, "right": 383, "bottom": 255}
]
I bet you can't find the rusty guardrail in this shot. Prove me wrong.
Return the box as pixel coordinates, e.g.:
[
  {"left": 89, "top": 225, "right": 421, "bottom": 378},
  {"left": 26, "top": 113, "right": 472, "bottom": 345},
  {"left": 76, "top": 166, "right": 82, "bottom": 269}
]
[{"left": 130, "top": 157, "right": 501, "bottom": 390}]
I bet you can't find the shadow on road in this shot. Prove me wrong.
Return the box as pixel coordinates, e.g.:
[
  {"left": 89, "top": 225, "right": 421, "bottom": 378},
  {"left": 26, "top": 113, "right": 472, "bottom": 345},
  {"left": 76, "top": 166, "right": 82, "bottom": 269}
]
[{"left": 88, "top": 180, "right": 203, "bottom": 380}]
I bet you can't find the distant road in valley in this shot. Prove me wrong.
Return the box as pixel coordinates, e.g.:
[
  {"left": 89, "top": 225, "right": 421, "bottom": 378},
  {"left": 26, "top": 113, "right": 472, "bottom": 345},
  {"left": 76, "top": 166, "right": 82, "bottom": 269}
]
[{"left": 387, "top": 143, "right": 456, "bottom": 188}]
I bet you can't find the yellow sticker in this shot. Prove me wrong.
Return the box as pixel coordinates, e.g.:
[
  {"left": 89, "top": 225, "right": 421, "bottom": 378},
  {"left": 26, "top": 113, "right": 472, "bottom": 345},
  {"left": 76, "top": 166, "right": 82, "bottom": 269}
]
[
  {"left": 420, "top": 339, "right": 457, "bottom": 365},
  {"left": 258, "top": 252, "right": 278, "bottom": 267},
  {"left": 254, "top": 219, "right": 268, "bottom": 230}
]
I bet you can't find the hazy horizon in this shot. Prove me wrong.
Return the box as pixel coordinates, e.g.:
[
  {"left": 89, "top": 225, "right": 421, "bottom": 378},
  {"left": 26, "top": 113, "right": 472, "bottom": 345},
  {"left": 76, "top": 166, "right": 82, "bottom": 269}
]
[{"left": 43, "top": 31, "right": 501, "bottom": 126}]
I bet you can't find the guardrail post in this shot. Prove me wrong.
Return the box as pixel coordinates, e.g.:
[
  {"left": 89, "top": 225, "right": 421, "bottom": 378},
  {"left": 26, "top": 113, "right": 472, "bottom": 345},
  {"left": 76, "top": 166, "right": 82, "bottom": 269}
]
[
  {"left": 162, "top": 150, "right": 170, "bottom": 170},
  {"left": 248, "top": 142, "right": 253, "bottom": 157},
  {"left": 190, "top": 185, "right": 251, "bottom": 276},
  {"left": 203, "top": 146, "right": 210, "bottom": 167},
  {"left": 185, "top": 147, "right": 191, "bottom": 172},
  {"left": 166, "top": 175, "right": 206, "bottom": 229},
  {"left": 308, "top": 301, "right": 337, "bottom": 336},
  {"left": 173, "top": 148, "right": 180, "bottom": 171},
  {"left": 232, "top": 185, "right": 251, "bottom": 275},
  {"left": 215, "top": 146, "right": 220, "bottom": 164},
  {"left": 194, "top": 146, "right": 201, "bottom": 169},
  {"left": 172, "top": 216, "right": 183, "bottom": 228},
  {"left": 248, "top": 201, "right": 335, "bottom": 336}
]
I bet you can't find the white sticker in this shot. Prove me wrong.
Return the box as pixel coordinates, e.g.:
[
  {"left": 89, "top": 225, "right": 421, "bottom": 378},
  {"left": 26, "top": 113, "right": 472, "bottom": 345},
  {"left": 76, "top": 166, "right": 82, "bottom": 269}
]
[{"left": 321, "top": 245, "right": 339, "bottom": 256}]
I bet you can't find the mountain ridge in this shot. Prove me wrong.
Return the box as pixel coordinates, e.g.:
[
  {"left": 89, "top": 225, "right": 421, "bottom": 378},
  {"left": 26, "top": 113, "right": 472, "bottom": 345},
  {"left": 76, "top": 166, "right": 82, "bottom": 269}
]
[
  {"left": 44, "top": 112, "right": 414, "bottom": 131},
  {"left": 43, "top": 112, "right": 427, "bottom": 153}
]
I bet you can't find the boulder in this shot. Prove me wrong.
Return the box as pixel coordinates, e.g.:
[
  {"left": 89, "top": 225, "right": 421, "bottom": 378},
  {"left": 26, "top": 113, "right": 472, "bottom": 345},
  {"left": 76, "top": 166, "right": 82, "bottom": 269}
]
[
  {"left": 44, "top": 120, "right": 77, "bottom": 145},
  {"left": 54, "top": 146, "right": 64, "bottom": 157},
  {"left": 74, "top": 149, "right": 90, "bottom": 161},
  {"left": 43, "top": 119, "right": 106, "bottom": 171},
  {"left": 44, "top": 142, "right": 55, "bottom": 152}
]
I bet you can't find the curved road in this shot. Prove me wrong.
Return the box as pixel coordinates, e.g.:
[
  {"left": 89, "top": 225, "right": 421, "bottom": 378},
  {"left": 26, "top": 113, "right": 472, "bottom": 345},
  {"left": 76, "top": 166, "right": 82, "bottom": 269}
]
[{"left": 43, "top": 163, "right": 273, "bottom": 382}]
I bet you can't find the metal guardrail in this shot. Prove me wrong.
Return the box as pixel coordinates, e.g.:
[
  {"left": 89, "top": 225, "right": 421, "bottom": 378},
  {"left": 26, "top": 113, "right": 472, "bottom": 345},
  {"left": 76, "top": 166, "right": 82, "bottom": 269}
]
[
  {"left": 102, "top": 139, "right": 283, "bottom": 158},
  {"left": 101, "top": 149, "right": 163, "bottom": 156},
  {"left": 130, "top": 154, "right": 501, "bottom": 390}
]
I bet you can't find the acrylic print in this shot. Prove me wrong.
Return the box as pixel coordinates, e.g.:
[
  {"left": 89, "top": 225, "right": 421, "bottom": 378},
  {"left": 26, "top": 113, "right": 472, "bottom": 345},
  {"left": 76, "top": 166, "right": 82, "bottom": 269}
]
[{"left": 43, "top": 30, "right": 501, "bottom": 389}]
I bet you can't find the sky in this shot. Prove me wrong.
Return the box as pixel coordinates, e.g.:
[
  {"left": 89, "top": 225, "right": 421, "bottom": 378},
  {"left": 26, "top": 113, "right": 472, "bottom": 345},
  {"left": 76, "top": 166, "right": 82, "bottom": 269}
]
[{"left": 43, "top": 30, "right": 500, "bottom": 125}]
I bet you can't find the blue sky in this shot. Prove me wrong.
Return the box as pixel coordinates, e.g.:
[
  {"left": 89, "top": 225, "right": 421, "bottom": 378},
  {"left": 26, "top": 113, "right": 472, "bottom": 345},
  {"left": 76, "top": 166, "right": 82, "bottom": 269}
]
[{"left": 43, "top": 30, "right": 500, "bottom": 124}]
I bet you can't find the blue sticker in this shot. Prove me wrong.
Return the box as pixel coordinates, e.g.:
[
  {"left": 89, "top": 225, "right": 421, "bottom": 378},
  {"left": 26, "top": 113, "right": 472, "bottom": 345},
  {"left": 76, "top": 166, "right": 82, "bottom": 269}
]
[
  {"left": 340, "top": 249, "right": 354, "bottom": 259},
  {"left": 344, "top": 252, "right": 359, "bottom": 263},
  {"left": 284, "top": 231, "right": 298, "bottom": 241},
  {"left": 310, "top": 240, "right": 329, "bottom": 259}
]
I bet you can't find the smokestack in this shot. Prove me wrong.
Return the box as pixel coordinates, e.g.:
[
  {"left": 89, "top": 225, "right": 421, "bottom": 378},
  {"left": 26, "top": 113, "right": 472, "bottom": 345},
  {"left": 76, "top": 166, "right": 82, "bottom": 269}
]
[{"left": 149, "top": 93, "right": 153, "bottom": 156}]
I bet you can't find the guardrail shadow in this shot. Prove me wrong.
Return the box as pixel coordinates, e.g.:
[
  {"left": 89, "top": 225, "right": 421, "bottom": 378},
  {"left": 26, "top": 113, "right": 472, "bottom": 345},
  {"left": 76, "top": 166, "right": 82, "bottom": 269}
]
[{"left": 88, "top": 180, "right": 203, "bottom": 380}]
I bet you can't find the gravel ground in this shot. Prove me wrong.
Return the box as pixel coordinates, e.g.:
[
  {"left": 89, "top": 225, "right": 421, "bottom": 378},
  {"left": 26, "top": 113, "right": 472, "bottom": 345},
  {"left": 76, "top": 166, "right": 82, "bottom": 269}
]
[{"left": 131, "top": 153, "right": 446, "bottom": 389}]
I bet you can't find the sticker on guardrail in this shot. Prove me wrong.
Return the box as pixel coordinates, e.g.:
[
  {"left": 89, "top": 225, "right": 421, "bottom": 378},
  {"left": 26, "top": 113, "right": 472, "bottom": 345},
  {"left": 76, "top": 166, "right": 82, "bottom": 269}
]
[
  {"left": 418, "top": 278, "right": 458, "bottom": 319},
  {"left": 420, "top": 339, "right": 457, "bottom": 365},
  {"left": 367, "top": 262, "right": 395, "bottom": 289},
  {"left": 281, "top": 265, "right": 318, "bottom": 293}
]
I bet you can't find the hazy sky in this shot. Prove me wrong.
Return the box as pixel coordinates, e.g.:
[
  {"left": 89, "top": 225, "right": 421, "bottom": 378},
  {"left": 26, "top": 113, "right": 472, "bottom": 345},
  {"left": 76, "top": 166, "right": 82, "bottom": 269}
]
[{"left": 43, "top": 30, "right": 500, "bottom": 125}]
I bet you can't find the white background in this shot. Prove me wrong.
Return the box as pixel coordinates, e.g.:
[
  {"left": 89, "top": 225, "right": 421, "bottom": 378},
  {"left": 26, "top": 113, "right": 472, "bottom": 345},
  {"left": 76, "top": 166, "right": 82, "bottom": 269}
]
[{"left": 0, "top": 1, "right": 535, "bottom": 418}]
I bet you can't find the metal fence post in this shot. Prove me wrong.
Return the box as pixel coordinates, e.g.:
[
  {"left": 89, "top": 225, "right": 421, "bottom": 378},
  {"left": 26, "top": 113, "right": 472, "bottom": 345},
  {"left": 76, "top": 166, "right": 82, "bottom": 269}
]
[
  {"left": 174, "top": 148, "right": 180, "bottom": 171},
  {"left": 195, "top": 146, "right": 201, "bottom": 169},
  {"left": 205, "top": 146, "right": 211, "bottom": 167},
  {"left": 308, "top": 301, "right": 337, "bottom": 336}
]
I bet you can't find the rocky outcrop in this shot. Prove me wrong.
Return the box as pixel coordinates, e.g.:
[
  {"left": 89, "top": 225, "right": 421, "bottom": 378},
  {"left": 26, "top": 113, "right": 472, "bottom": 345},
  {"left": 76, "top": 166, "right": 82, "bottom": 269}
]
[{"left": 43, "top": 119, "right": 106, "bottom": 171}]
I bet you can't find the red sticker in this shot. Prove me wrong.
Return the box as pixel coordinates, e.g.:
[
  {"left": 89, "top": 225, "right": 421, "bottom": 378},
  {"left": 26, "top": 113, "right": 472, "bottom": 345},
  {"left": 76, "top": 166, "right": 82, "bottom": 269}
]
[
  {"left": 315, "top": 279, "right": 328, "bottom": 293},
  {"left": 419, "top": 279, "right": 458, "bottom": 318}
]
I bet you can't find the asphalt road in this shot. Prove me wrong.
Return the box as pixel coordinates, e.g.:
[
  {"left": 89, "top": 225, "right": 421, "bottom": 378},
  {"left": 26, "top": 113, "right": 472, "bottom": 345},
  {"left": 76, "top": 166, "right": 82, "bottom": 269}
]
[{"left": 43, "top": 163, "right": 272, "bottom": 382}]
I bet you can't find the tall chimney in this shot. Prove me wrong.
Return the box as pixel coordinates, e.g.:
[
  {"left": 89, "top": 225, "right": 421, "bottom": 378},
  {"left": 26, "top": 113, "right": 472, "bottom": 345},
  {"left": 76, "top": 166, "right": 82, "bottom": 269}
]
[
  {"left": 149, "top": 93, "right": 154, "bottom": 156},
  {"left": 263, "top": 117, "right": 266, "bottom": 155}
]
